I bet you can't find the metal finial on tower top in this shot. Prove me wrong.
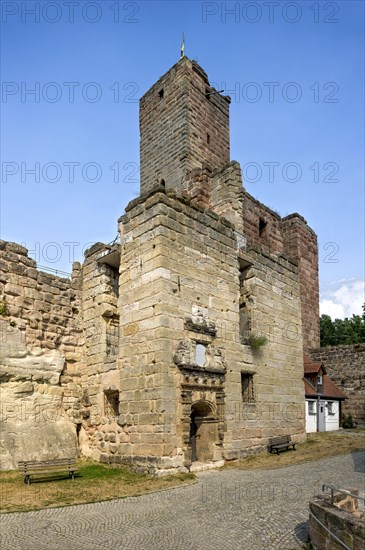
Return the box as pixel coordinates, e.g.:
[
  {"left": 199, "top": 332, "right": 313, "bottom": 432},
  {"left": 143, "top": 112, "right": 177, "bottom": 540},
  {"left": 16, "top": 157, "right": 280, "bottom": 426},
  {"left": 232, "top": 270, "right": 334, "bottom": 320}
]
[{"left": 180, "top": 32, "right": 185, "bottom": 58}]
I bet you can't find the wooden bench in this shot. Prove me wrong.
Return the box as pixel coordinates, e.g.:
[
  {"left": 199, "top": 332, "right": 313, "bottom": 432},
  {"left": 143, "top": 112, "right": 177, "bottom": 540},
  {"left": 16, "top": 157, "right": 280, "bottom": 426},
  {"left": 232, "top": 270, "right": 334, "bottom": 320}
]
[
  {"left": 18, "top": 458, "right": 79, "bottom": 485},
  {"left": 268, "top": 435, "right": 296, "bottom": 455}
]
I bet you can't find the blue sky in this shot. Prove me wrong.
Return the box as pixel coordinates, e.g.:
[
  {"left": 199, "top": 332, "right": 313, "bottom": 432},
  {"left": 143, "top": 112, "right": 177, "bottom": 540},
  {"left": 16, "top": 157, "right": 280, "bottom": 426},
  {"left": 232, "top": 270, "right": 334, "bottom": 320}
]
[{"left": 1, "top": 0, "right": 364, "bottom": 318}]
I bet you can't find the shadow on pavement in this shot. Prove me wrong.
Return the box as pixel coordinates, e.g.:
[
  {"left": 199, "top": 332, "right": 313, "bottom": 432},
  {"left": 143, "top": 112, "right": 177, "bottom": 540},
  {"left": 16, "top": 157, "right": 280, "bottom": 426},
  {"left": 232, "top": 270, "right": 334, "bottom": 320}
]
[
  {"left": 351, "top": 450, "right": 365, "bottom": 473},
  {"left": 294, "top": 520, "right": 310, "bottom": 546}
]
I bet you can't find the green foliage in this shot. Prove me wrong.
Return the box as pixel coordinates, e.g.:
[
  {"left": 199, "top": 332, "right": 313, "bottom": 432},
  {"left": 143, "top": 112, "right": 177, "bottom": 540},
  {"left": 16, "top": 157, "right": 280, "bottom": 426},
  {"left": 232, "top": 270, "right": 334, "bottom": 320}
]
[
  {"left": 79, "top": 463, "right": 143, "bottom": 482},
  {"left": 0, "top": 300, "right": 8, "bottom": 316},
  {"left": 249, "top": 335, "right": 268, "bottom": 351},
  {"left": 342, "top": 414, "right": 356, "bottom": 429},
  {"left": 320, "top": 304, "right": 365, "bottom": 346},
  {"left": 77, "top": 462, "right": 194, "bottom": 484}
]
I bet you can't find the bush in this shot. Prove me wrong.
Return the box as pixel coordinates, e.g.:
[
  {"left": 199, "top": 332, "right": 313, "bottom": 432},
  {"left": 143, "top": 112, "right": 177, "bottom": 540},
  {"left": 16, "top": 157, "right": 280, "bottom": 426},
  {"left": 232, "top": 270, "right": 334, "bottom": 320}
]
[
  {"left": 342, "top": 414, "right": 356, "bottom": 429},
  {"left": 248, "top": 335, "right": 268, "bottom": 351}
]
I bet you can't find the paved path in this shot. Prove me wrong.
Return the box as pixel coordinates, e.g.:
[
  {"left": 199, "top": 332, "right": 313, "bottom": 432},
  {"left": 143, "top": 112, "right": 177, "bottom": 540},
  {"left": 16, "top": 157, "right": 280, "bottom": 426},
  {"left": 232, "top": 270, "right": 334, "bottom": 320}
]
[{"left": 1, "top": 452, "right": 364, "bottom": 550}]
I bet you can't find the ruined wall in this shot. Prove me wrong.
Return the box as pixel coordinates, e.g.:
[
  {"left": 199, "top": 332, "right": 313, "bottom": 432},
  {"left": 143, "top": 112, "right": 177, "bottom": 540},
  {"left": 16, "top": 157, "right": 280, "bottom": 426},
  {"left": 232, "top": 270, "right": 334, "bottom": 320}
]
[
  {"left": 140, "top": 55, "right": 319, "bottom": 358},
  {"left": 241, "top": 191, "right": 284, "bottom": 255},
  {"left": 139, "top": 56, "right": 230, "bottom": 195},
  {"left": 309, "top": 492, "right": 365, "bottom": 550},
  {"left": 113, "top": 187, "right": 305, "bottom": 472},
  {"left": 225, "top": 245, "right": 306, "bottom": 459},
  {"left": 117, "top": 186, "right": 241, "bottom": 471},
  {"left": 0, "top": 55, "right": 320, "bottom": 472},
  {"left": 79, "top": 243, "right": 124, "bottom": 461},
  {"left": 0, "top": 240, "right": 83, "bottom": 469},
  {"left": 210, "top": 161, "right": 245, "bottom": 236},
  {"left": 237, "top": 192, "right": 320, "bottom": 352},
  {"left": 310, "top": 344, "right": 365, "bottom": 427},
  {"left": 282, "top": 214, "right": 320, "bottom": 350}
]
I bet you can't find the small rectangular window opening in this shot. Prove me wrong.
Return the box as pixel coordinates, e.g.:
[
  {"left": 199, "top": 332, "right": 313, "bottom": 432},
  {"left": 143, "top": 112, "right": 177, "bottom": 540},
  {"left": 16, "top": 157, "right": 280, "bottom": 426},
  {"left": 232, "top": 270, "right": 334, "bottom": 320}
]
[
  {"left": 241, "top": 372, "right": 255, "bottom": 403},
  {"left": 308, "top": 401, "right": 316, "bottom": 415},
  {"left": 195, "top": 343, "right": 206, "bottom": 367},
  {"left": 104, "top": 390, "right": 120, "bottom": 417},
  {"left": 259, "top": 218, "right": 267, "bottom": 236},
  {"left": 158, "top": 89, "right": 164, "bottom": 99},
  {"left": 207, "top": 133, "right": 210, "bottom": 144}
]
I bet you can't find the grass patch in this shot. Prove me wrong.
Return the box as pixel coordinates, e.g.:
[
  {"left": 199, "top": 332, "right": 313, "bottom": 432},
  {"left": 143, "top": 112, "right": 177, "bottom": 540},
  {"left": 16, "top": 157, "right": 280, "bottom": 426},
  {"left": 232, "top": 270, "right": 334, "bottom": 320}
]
[
  {"left": 1, "top": 432, "right": 363, "bottom": 514},
  {"left": 224, "top": 431, "right": 365, "bottom": 471},
  {"left": 0, "top": 460, "right": 195, "bottom": 514},
  {"left": 0, "top": 300, "right": 8, "bottom": 316}
]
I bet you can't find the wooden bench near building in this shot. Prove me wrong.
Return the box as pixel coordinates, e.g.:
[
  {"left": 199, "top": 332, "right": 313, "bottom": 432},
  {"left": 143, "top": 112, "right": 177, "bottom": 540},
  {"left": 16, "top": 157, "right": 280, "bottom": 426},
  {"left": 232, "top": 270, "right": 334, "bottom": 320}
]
[
  {"left": 268, "top": 435, "right": 296, "bottom": 455},
  {"left": 18, "top": 458, "right": 79, "bottom": 484}
]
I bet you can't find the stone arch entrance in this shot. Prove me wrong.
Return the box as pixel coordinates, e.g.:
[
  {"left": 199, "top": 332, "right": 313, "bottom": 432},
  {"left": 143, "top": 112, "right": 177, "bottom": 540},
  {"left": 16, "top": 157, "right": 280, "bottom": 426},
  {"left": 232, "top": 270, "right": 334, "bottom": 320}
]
[{"left": 190, "top": 400, "right": 218, "bottom": 462}]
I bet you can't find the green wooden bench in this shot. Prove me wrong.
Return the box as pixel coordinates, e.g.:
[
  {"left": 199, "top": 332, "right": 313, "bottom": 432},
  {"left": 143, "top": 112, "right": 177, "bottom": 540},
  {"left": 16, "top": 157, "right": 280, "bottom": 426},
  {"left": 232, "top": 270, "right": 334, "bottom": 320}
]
[
  {"left": 268, "top": 435, "right": 296, "bottom": 455},
  {"left": 18, "top": 458, "right": 79, "bottom": 485}
]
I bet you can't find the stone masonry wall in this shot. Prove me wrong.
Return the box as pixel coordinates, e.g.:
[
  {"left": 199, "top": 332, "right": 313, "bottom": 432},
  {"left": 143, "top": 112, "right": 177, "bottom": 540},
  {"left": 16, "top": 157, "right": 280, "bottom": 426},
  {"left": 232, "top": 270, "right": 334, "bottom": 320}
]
[
  {"left": 139, "top": 56, "right": 230, "bottom": 195},
  {"left": 210, "top": 161, "right": 245, "bottom": 236},
  {"left": 238, "top": 191, "right": 320, "bottom": 352},
  {"left": 114, "top": 186, "right": 306, "bottom": 471},
  {"left": 0, "top": 240, "right": 83, "bottom": 469},
  {"left": 226, "top": 245, "right": 306, "bottom": 459},
  {"left": 117, "top": 185, "right": 243, "bottom": 470},
  {"left": 282, "top": 214, "right": 320, "bottom": 350},
  {"left": 241, "top": 191, "right": 284, "bottom": 255},
  {"left": 310, "top": 344, "right": 365, "bottom": 427},
  {"left": 79, "top": 243, "right": 125, "bottom": 461},
  {"left": 309, "top": 493, "right": 365, "bottom": 549},
  {"left": 139, "top": 54, "right": 319, "bottom": 359}
]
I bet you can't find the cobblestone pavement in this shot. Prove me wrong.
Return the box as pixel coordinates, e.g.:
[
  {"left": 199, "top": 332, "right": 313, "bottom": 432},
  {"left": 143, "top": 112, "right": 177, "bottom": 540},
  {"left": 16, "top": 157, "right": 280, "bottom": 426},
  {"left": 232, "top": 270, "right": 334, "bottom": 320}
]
[{"left": 1, "top": 451, "right": 364, "bottom": 550}]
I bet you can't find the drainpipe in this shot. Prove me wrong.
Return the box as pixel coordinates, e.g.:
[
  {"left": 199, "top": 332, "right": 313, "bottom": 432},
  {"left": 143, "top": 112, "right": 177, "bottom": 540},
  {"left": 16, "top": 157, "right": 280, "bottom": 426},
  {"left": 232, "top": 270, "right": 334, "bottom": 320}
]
[{"left": 317, "top": 394, "right": 320, "bottom": 432}]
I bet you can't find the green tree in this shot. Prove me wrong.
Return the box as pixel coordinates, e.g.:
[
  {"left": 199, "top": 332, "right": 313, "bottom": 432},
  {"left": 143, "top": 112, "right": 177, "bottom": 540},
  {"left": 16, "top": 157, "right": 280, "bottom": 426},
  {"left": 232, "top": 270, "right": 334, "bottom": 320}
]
[
  {"left": 320, "top": 304, "right": 365, "bottom": 346},
  {"left": 320, "top": 314, "right": 337, "bottom": 346}
]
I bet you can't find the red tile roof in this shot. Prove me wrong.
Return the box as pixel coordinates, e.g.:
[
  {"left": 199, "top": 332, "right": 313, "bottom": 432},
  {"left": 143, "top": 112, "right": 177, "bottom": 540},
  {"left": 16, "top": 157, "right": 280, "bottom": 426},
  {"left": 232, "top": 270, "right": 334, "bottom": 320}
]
[
  {"left": 303, "top": 352, "right": 323, "bottom": 374},
  {"left": 322, "top": 374, "right": 347, "bottom": 399},
  {"left": 304, "top": 374, "right": 347, "bottom": 399},
  {"left": 304, "top": 363, "right": 322, "bottom": 374},
  {"left": 304, "top": 379, "right": 317, "bottom": 396},
  {"left": 303, "top": 352, "right": 347, "bottom": 399}
]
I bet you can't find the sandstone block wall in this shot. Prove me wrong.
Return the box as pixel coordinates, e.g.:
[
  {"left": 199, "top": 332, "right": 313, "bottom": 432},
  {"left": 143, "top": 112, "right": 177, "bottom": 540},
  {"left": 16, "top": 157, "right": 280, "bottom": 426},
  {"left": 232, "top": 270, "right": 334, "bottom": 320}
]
[
  {"left": 241, "top": 191, "right": 284, "bottom": 255},
  {"left": 115, "top": 186, "right": 306, "bottom": 471},
  {"left": 231, "top": 191, "right": 320, "bottom": 352},
  {"left": 117, "top": 186, "right": 242, "bottom": 469},
  {"left": 309, "top": 493, "right": 365, "bottom": 549},
  {"left": 210, "top": 156, "right": 320, "bottom": 350},
  {"left": 117, "top": 190, "right": 192, "bottom": 470},
  {"left": 282, "top": 214, "right": 320, "bottom": 350},
  {"left": 78, "top": 243, "right": 124, "bottom": 461},
  {"left": 210, "top": 161, "right": 245, "bottom": 236},
  {"left": 0, "top": 240, "right": 83, "bottom": 468},
  {"left": 310, "top": 344, "right": 365, "bottom": 427},
  {"left": 139, "top": 54, "right": 319, "bottom": 357},
  {"left": 226, "top": 245, "right": 306, "bottom": 459},
  {"left": 139, "top": 56, "right": 230, "bottom": 195}
]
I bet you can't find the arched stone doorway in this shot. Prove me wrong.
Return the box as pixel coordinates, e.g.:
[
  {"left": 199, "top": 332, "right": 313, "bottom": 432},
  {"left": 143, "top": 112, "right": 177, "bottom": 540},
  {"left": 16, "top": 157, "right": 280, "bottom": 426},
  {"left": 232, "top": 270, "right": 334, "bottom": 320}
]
[{"left": 189, "top": 400, "right": 218, "bottom": 462}]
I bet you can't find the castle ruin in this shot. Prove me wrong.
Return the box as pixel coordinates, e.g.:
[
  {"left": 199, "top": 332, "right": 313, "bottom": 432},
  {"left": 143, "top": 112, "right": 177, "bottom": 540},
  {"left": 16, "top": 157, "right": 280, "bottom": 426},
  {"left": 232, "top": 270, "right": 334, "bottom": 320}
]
[{"left": 0, "top": 57, "right": 321, "bottom": 473}]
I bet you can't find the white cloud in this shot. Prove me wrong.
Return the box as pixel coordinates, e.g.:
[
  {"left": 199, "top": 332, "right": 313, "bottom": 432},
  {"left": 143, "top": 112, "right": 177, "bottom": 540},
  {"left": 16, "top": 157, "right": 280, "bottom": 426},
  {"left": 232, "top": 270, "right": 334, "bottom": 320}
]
[
  {"left": 320, "top": 278, "right": 364, "bottom": 320},
  {"left": 320, "top": 300, "right": 345, "bottom": 319}
]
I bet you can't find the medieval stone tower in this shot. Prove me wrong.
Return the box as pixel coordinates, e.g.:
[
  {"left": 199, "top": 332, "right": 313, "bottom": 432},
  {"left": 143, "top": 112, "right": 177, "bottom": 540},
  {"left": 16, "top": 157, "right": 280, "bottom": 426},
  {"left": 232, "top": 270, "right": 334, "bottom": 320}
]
[
  {"left": 114, "top": 56, "right": 319, "bottom": 472},
  {"left": 0, "top": 56, "right": 320, "bottom": 472},
  {"left": 139, "top": 57, "right": 230, "bottom": 194}
]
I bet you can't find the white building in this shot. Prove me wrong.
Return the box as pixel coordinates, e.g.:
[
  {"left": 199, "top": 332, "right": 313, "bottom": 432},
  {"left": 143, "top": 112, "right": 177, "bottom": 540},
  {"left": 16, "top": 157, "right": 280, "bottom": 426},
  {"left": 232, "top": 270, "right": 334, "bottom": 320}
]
[{"left": 304, "top": 354, "right": 346, "bottom": 433}]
